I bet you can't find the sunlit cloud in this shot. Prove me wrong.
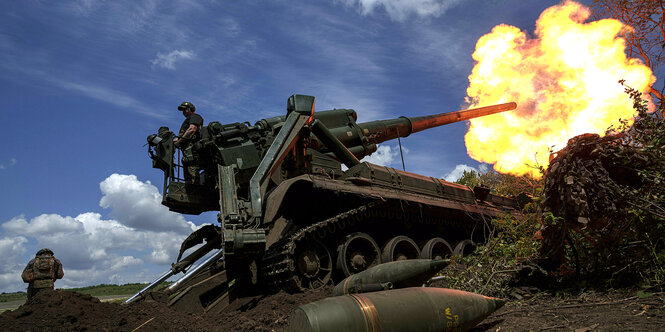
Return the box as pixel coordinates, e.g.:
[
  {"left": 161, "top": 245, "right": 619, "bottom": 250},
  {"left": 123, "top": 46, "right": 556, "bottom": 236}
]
[{"left": 362, "top": 144, "right": 408, "bottom": 167}]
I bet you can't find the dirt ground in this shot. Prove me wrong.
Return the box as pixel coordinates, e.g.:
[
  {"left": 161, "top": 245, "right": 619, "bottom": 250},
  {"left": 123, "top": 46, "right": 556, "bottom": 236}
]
[
  {"left": 473, "top": 289, "right": 665, "bottom": 331},
  {"left": 1, "top": 286, "right": 664, "bottom": 331}
]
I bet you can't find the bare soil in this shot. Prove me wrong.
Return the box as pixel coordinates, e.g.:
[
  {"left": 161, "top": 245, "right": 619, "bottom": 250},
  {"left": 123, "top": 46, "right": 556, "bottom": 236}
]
[
  {"left": 1, "top": 287, "right": 663, "bottom": 331},
  {"left": 473, "top": 289, "right": 665, "bottom": 331}
]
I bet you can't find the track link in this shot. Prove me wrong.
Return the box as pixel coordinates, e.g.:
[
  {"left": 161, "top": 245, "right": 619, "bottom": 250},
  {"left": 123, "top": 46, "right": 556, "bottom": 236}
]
[
  {"left": 260, "top": 202, "right": 378, "bottom": 291},
  {"left": 259, "top": 200, "right": 491, "bottom": 291}
]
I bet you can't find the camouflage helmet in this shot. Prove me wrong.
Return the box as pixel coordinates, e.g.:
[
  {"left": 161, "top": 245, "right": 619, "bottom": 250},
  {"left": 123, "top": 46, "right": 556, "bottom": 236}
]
[
  {"left": 36, "top": 248, "right": 54, "bottom": 256},
  {"left": 177, "top": 102, "right": 195, "bottom": 112}
]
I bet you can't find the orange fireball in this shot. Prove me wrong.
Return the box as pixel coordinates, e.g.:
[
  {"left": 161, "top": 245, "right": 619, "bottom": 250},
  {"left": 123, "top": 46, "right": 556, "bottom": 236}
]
[{"left": 464, "top": 0, "right": 655, "bottom": 177}]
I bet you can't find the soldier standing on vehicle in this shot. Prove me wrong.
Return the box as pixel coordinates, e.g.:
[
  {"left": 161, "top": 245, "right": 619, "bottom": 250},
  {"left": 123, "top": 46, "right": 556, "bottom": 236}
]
[
  {"left": 21, "top": 248, "right": 64, "bottom": 301},
  {"left": 173, "top": 101, "right": 204, "bottom": 184}
]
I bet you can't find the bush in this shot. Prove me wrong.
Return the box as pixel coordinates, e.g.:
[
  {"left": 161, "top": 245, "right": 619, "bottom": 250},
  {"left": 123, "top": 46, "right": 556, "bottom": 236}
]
[{"left": 445, "top": 210, "right": 542, "bottom": 297}]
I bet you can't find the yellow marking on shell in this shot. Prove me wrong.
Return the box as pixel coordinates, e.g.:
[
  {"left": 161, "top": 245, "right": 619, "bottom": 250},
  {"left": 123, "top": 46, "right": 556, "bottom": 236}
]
[{"left": 444, "top": 307, "right": 460, "bottom": 329}]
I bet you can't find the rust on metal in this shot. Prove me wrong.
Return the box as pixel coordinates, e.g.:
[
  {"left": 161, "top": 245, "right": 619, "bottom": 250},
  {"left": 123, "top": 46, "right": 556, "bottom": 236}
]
[{"left": 410, "top": 102, "right": 517, "bottom": 133}]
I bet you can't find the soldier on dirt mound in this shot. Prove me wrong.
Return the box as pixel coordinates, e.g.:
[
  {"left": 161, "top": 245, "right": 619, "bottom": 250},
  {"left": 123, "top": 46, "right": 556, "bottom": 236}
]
[{"left": 21, "top": 248, "right": 64, "bottom": 301}]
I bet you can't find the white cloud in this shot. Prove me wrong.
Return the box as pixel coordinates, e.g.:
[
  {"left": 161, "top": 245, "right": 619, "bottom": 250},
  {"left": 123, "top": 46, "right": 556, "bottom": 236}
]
[
  {"left": 0, "top": 237, "right": 28, "bottom": 257},
  {"left": 3, "top": 214, "right": 83, "bottom": 235},
  {"left": 0, "top": 174, "right": 200, "bottom": 292},
  {"left": 143, "top": 231, "right": 190, "bottom": 265},
  {"left": 99, "top": 174, "right": 197, "bottom": 233},
  {"left": 406, "top": 24, "right": 471, "bottom": 76},
  {"left": 0, "top": 271, "right": 25, "bottom": 292},
  {"left": 151, "top": 49, "right": 195, "bottom": 70},
  {"left": 220, "top": 17, "right": 241, "bottom": 37},
  {"left": 0, "top": 157, "right": 17, "bottom": 170},
  {"left": 109, "top": 256, "right": 143, "bottom": 271},
  {"left": 0, "top": 236, "right": 29, "bottom": 293},
  {"left": 0, "top": 236, "right": 28, "bottom": 272},
  {"left": 68, "top": 0, "right": 101, "bottom": 16},
  {"left": 149, "top": 249, "right": 172, "bottom": 265},
  {"left": 312, "top": 84, "right": 390, "bottom": 122},
  {"left": 360, "top": 144, "right": 408, "bottom": 166},
  {"left": 339, "top": 0, "right": 463, "bottom": 21},
  {"left": 49, "top": 77, "right": 166, "bottom": 119},
  {"left": 442, "top": 164, "right": 476, "bottom": 182}
]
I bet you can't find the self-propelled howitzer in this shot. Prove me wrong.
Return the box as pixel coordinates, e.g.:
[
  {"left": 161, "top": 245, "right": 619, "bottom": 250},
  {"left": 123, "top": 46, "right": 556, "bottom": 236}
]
[{"left": 133, "top": 95, "right": 517, "bottom": 313}]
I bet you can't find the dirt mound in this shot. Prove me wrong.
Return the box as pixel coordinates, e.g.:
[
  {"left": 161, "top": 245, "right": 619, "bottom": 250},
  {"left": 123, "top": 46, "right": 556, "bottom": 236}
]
[
  {"left": 0, "top": 289, "right": 209, "bottom": 331},
  {"left": 2, "top": 286, "right": 664, "bottom": 331},
  {"left": 0, "top": 287, "right": 330, "bottom": 332},
  {"left": 210, "top": 287, "right": 331, "bottom": 331}
]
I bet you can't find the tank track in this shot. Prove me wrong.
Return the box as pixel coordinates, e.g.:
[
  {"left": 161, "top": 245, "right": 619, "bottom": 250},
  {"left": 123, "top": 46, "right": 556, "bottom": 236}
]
[
  {"left": 260, "top": 202, "right": 380, "bottom": 291},
  {"left": 259, "top": 200, "right": 489, "bottom": 291}
]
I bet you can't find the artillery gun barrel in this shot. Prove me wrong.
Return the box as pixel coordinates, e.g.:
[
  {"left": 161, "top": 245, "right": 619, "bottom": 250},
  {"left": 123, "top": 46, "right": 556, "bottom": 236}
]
[
  {"left": 359, "top": 102, "right": 516, "bottom": 144},
  {"left": 409, "top": 102, "right": 517, "bottom": 133}
]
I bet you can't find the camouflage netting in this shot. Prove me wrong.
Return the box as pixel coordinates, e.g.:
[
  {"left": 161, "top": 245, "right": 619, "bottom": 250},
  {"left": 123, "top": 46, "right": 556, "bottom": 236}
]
[{"left": 539, "top": 91, "right": 665, "bottom": 284}]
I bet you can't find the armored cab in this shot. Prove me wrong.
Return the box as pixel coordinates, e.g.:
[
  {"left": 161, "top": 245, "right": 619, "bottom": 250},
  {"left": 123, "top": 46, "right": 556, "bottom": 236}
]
[{"left": 131, "top": 95, "right": 517, "bottom": 313}]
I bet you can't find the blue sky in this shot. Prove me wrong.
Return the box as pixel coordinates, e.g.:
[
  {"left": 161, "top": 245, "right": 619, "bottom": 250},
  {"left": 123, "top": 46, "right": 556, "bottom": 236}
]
[{"left": 0, "top": 0, "right": 595, "bottom": 292}]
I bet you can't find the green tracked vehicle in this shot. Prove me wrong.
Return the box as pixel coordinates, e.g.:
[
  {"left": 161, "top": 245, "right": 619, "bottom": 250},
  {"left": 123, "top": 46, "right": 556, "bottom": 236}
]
[{"left": 127, "top": 94, "right": 518, "bottom": 314}]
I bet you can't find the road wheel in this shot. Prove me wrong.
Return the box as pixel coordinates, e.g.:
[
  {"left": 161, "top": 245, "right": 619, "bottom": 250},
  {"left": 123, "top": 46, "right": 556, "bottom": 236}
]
[
  {"left": 336, "top": 232, "right": 381, "bottom": 277},
  {"left": 420, "top": 237, "right": 453, "bottom": 260},
  {"left": 295, "top": 239, "right": 332, "bottom": 290},
  {"left": 453, "top": 239, "right": 477, "bottom": 257},
  {"left": 382, "top": 235, "right": 420, "bottom": 262}
]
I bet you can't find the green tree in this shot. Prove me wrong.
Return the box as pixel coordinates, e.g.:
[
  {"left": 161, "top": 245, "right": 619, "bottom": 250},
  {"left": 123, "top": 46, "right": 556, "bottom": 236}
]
[
  {"left": 453, "top": 168, "right": 542, "bottom": 197},
  {"left": 454, "top": 169, "right": 480, "bottom": 188}
]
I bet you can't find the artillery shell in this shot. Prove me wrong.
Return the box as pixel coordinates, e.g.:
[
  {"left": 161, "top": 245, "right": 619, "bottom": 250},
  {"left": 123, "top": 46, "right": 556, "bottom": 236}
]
[
  {"left": 290, "top": 287, "right": 505, "bottom": 332},
  {"left": 333, "top": 259, "right": 450, "bottom": 296}
]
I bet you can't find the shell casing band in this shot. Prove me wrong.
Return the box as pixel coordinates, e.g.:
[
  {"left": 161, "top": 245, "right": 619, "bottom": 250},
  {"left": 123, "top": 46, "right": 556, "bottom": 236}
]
[
  {"left": 342, "top": 275, "right": 353, "bottom": 294},
  {"left": 350, "top": 293, "right": 381, "bottom": 332}
]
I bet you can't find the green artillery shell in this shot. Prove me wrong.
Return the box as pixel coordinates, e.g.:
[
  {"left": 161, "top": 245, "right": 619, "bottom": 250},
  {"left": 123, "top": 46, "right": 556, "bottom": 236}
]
[
  {"left": 333, "top": 259, "right": 450, "bottom": 296},
  {"left": 289, "top": 287, "right": 505, "bottom": 332}
]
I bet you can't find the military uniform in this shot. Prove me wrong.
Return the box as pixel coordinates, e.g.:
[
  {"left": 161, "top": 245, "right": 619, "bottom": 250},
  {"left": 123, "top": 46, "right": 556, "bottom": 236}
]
[
  {"left": 177, "top": 102, "right": 204, "bottom": 184},
  {"left": 22, "top": 249, "right": 64, "bottom": 301}
]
